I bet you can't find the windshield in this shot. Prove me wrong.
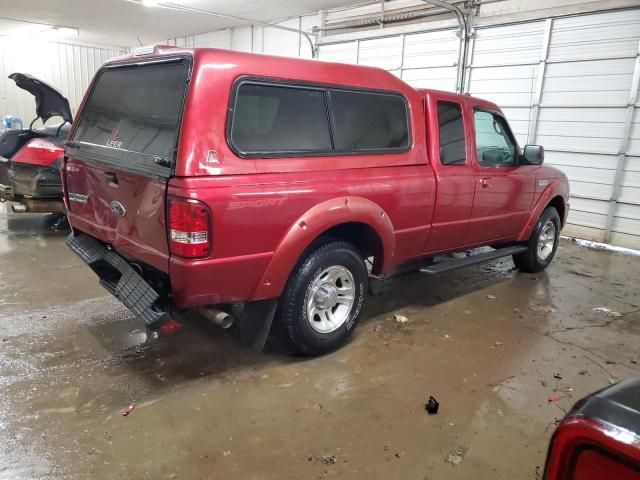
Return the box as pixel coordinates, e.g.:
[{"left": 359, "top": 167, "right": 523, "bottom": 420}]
[{"left": 71, "top": 59, "right": 189, "bottom": 167}]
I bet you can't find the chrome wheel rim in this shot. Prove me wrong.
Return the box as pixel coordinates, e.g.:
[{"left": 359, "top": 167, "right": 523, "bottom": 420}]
[
  {"left": 306, "top": 265, "right": 355, "bottom": 334},
  {"left": 537, "top": 220, "right": 557, "bottom": 261}
]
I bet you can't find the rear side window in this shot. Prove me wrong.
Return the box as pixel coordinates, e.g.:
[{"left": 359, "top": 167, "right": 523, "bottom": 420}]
[
  {"left": 229, "top": 83, "right": 332, "bottom": 155},
  {"left": 437, "top": 101, "right": 466, "bottom": 165},
  {"left": 330, "top": 91, "right": 409, "bottom": 151},
  {"left": 72, "top": 60, "right": 189, "bottom": 162},
  {"left": 228, "top": 80, "right": 410, "bottom": 158}
]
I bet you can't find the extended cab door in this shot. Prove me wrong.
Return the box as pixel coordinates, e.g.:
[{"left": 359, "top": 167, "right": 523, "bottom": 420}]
[
  {"left": 423, "top": 94, "right": 475, "bottom": 253},
  {"left": 64, "top": 57, "right": 191, "bottom": 273},
  {"left": 466, "top": 106, "right": 535, "bottom": 244}
]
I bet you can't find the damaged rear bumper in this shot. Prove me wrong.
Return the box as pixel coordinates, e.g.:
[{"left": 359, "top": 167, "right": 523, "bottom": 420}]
[{"left": 66, "top": 233, "right": 171, "bottom": 329}]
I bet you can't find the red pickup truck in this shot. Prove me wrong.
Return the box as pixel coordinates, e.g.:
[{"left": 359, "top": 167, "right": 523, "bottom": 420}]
[{"left": 64, "top": 46, "right": 569, "bottom": 355}]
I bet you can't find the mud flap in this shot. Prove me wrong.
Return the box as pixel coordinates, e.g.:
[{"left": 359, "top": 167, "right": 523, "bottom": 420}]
[{"left": 238, "top": 299, "right": 278, "bottom": 351}]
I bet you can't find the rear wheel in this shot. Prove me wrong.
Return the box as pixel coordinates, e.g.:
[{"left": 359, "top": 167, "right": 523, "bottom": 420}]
[
  {"left": 513, "top": 207, "right": 561, "bottom": 273},
  {"left": 280, "top": 241, "right": 367, "bottom": 356}
]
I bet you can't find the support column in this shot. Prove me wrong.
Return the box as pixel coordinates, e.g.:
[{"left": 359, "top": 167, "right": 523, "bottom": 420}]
[
  {"left": 463, "top": 28, "right": 475, "bottom": 94},
  {"left": 527, "top": 17, "right": 553, "bottom": 144},
  {"left": 603, "top": 38, "right": 640, "bottom": 243}
]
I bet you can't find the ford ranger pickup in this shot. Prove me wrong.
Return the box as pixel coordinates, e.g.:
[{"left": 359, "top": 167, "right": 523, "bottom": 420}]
[{"left": 63, "top": 45, "right": 569, "bottom": 355}]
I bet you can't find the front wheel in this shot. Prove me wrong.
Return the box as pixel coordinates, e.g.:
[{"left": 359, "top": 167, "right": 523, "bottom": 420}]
[
  {"left": 513, "top": 207, "right": 561, "bottom": 273},
  {"left": 280, "top": 241, "right": 367, "bottom": 356}
]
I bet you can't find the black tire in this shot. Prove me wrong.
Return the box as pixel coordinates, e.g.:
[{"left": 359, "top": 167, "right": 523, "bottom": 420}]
[
  {"left": 513, "top": 207, "right": 561, "bottom": 273},
  {"left": 280, "top": 241, "right": 367, "bottom": 356}
]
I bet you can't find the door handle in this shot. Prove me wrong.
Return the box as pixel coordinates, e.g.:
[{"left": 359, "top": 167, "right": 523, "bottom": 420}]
[
  {"left": 481, "top": 177, "right": 491, "bottom": 188},
  {"left": 104, "top": 172, "right": 118, "bottom": 185}
]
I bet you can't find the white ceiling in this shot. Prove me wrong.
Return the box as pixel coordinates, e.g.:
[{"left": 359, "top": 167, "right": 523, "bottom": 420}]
[{"left": 0, "top": 0, "right": 371, "bottom": 47}]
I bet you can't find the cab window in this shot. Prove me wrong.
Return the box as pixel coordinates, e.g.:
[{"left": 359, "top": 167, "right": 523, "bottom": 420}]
[
  {"left": 473, "top": 109, "right": 517, "bottom": 167},
  {"left": 437, "top": 101, "right": 466, "bottom": 165}
]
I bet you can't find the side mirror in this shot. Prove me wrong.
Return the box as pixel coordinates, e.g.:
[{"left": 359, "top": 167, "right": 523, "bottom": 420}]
[{"left": 522, "top": 145, "right": 544, "bottom": 165}]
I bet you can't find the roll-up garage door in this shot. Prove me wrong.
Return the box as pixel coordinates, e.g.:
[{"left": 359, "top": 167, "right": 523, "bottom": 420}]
[
  {"left": 318, "top": 28, "right": 458, "bottom": 90},
  {"left": 319, "top": 8, "right": 640, "bottom": 249},
  {"left": 462, "top": 9, "right": 640, "bottom": 249}
]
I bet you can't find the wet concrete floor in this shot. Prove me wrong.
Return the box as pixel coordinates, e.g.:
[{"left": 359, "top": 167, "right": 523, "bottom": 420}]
[{"left": 1, "top": 203, "right": 640, "bottom": 479}]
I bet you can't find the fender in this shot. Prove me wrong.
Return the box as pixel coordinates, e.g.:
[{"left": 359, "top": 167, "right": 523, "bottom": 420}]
[
  {"left": 252, "top": 196, "right": 395, "bottom": 300},
  {"left": 517, "top": 180, "right": 569, "bottom": 242}
]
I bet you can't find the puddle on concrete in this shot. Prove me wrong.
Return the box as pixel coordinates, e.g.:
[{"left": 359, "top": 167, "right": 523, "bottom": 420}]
[{"left": 1, "top": 204, "right": 639, "bottom": 479}]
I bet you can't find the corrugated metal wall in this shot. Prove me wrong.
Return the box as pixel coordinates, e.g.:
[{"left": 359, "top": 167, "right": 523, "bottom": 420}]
[
  {"left": 466, "top": 10, "right": 640, "bottom": 249},
  {"left": 0, "top": 36, "right": 127, "bottom": 127},
  {"left": 318, "top": 28, "right": 459, "bottom": 91},
  {"left": 167, "top": 14, "right": 318, "bottom": 58},
  {"left": 319, "top": 8, "right": 640, "bottom": 249}
]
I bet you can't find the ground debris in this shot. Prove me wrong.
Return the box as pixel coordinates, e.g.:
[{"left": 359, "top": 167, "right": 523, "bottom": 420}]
[
  {"left": 425, "top": 396, "right": 439, "bottom": 415},
  {"left": 122, "top": 403, "right": 135, "bottom": 417},
  {"left": 309, "top": 454, "right": 337, "bottom": 465},
  {"left": 486, "top": 295, "right": 496, "bottom": 300},
  {"left": 529, "top": 304, "right": 557, "bottom": 313},
  {"left": 393, "top": 313, "right": 409, "bottom": 323},
  {"left": 592, "top": 307, "right": 622, "bottom": 317},
  {"left": 553, "top": 373, "right": 562, "bottom": 380},
  {"left": 446, "top": 446, "right": 465, "bottom": 466},
  {"left": 567, "top": 269, "right": 595, "bottom": 278},
  {"left": 321, "top": 455, "right": 337, "bottom": 465}
]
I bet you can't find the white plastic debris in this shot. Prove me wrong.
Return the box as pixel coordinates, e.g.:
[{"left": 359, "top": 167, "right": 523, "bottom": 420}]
[
  {"left": 446, "top": 446, "right": 466, "bottom": 466},
  {"left": 393, "top": 313, "right": 409, "bottom": 323},
  {"left": 529, "top": 304, "right": 557, "bottom": 313},
  {"left": 562, "top": 236, "right": 640, "bottom": 257},
  {"left": 592, "top": 307, "right": 622, "bottom": 317}
]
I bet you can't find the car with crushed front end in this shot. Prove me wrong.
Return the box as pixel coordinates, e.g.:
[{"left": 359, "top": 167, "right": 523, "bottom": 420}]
[{"left": 0, "top": 73, "right": 72, "bottom": 215}]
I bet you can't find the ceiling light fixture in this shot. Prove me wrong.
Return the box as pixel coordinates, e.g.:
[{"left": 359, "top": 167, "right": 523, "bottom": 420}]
[{"left": 0, "top": 17, "right": 79, "bottom": 39}]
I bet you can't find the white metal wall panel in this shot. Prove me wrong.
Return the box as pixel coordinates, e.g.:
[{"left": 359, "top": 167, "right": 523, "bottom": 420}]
[
  {"left": 317, "top": 41, "right": 358, "bottom": 64},
  {"left": 467, "top": 22, "right": 546, "bottom": 147},
  {"left": 537, "top": 9, "right": 640, "bottom": 248},
  {"left": 0, "top": 36, "right": 127, "bottom": 127},
  {"left": 302, "top": 8, "right": 640, "bottom": 248},
  {"left": 471, "top": 22, "right": 546, "bottom": 67},
  {"left": 547, "top": 9, "right": 640, "bottom": 61},
  {"left": 262, "top": 17, "right": 303, "bottom": 57},
  {"left": 628, "top": 107, "right": 640, "bottom": 156},
  {"left": 401, "top": 29, "right": 458, "bottom": 91},
  {"left": 541, "top": 59, "right": 637, "bottom": 107},
  {"left": 171, "top": 14, "right": 319, "bottom": 59},
  {"left": 318, "top": 29, "right": 458, "bottom": 90},
  {"left": 318, "top": 8, "right": 640, "bottom": 248},
  {"left": 358, "top": 36, "right": 403, "bottom": 71}
]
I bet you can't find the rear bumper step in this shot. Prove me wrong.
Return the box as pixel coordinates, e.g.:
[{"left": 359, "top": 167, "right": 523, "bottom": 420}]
[
  {"left": 420, "top": 245, "right": 527, "bottom": 274},
  {"left": 66, "top": 233, "right": 170, "bottom": 329}
]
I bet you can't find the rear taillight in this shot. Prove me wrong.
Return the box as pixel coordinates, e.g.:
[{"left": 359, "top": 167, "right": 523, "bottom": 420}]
[
  {"left": 12, "top": 138, "right": 64, "bottom": 166},
  {"left": 168, "top": 198, "right": 211, "bottom": 259}
]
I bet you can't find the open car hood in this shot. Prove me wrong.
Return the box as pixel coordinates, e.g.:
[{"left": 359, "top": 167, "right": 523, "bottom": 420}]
[{"left": 9, "top": 73, "right": 73, "bottom": 124}]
